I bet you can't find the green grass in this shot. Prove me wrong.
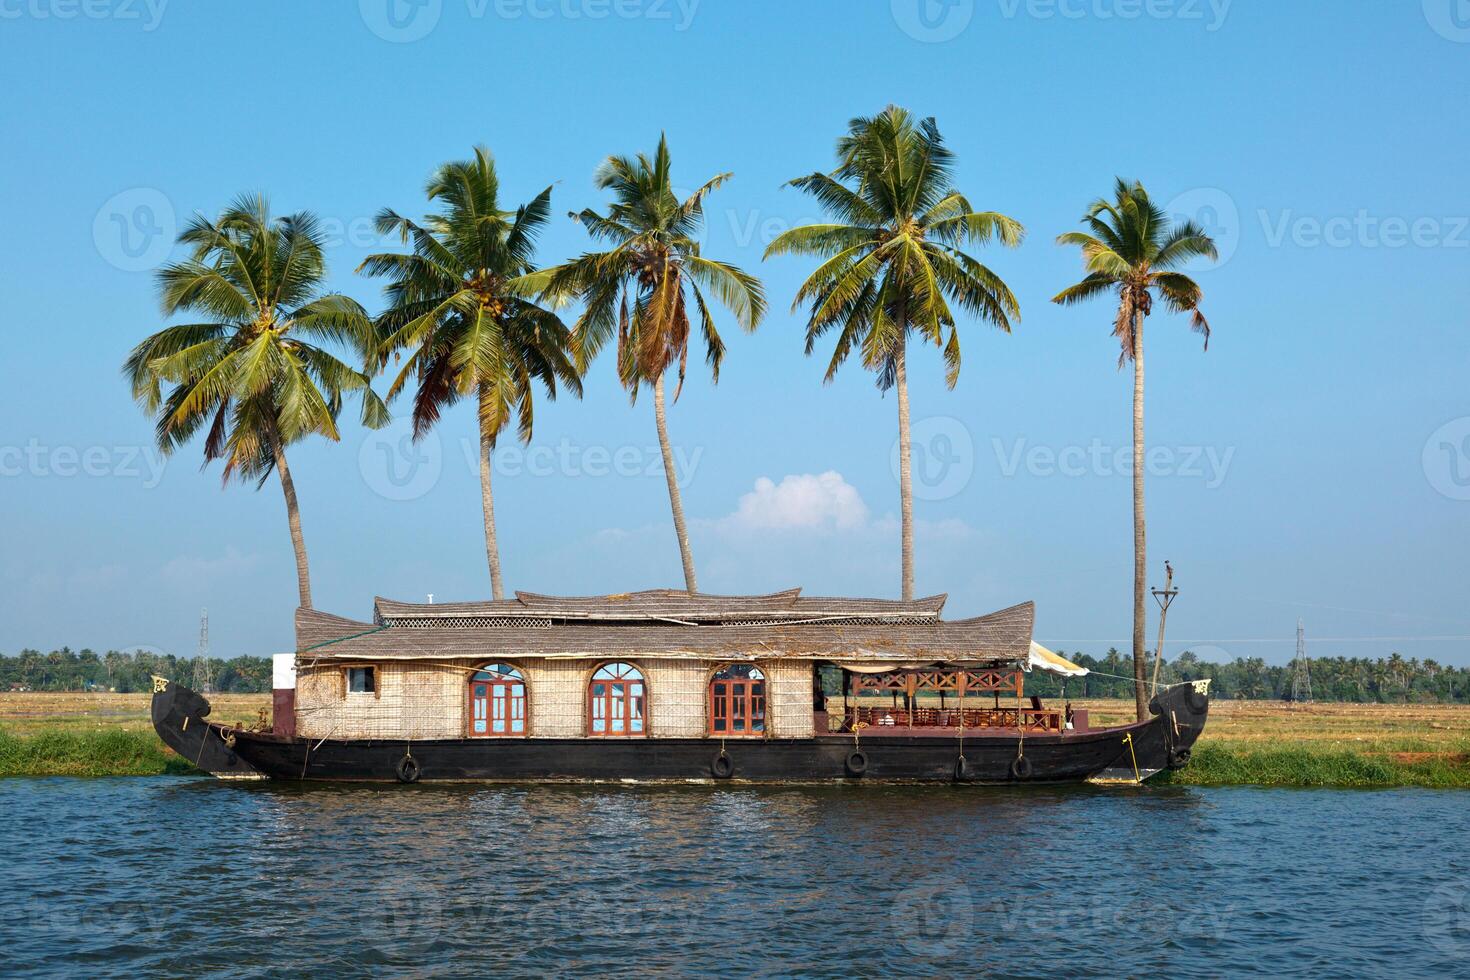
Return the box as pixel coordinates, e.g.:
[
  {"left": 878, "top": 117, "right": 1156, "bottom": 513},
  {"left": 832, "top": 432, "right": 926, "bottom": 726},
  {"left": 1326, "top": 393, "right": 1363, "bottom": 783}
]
[
  {"left": 1157, "top": 743, "right": 1470, "bottom": 789},
  {"left": 0, "top": 727, "right": 194, "bottom": 778}
]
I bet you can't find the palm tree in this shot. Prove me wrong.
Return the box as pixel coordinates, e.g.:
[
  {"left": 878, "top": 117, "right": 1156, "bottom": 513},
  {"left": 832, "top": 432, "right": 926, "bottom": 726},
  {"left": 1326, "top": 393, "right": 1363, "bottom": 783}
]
[
  {"left": 360, "top": 147, "right": 581, "bottom": 600},
  {"left": 124, "top": 194, "right": 388, "bottom": 609},
  {"left": 1053, "top": 179, "right": 1216, "bottom": 720},
  {"left": 766, "top": 106, "right": 1023, "bottom": 600},
  {"left": 544, "top": 135, "right": 766, "bottom": 593}
]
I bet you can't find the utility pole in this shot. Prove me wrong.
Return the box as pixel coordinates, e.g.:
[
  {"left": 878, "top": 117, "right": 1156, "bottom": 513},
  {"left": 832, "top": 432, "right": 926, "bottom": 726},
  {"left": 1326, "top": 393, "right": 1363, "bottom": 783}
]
[
  {"left": 1290, "top": 618, "right": 1313, "bottom": 703},
  {"left": 192, "top": 608, "right": 211, "bottom": 694},
  {"left": 1150, "top": 561, "right": 1179, "bottom": 692}
]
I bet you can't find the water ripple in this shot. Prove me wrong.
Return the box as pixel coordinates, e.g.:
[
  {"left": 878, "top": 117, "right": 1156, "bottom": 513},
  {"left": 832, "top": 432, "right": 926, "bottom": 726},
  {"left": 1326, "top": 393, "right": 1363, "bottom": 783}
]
[{"left": 0, "top": 779, "right": 1466, "bottom": 977}]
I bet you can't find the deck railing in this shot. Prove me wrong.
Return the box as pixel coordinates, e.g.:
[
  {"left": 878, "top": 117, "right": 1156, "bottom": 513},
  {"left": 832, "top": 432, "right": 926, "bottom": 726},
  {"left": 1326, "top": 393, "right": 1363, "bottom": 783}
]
[{"left": 843, "top": 704, "right": 1063, "bottom": 733}]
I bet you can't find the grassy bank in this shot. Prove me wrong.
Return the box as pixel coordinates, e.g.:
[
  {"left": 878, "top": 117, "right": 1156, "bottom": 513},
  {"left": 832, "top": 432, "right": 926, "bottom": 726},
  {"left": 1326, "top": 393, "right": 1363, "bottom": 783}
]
[
  {"left": 1, "top": 692, "right": 1467, "bottom": 786},
  {"left": 1157, "top": 743, "right": 1470, "bottom": 788},
  {"left": 0, "top": 728, "right": 195, "bottom": 777},
  {"left": 0, "top": 691, "right": 266, "bottom": 778}
]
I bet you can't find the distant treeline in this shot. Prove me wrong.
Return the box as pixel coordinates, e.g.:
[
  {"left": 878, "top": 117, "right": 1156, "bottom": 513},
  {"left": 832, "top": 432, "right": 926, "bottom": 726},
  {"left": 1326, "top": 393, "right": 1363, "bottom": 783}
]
[
  {"left": 2, "top": 647, "right": 1468, "bottom": 703},
  {"left": 0, "top": 649, "right": 271, "bottom": 694},
  {"left": 1025, "top": 649, "right": 1470, "bottom": 703}
]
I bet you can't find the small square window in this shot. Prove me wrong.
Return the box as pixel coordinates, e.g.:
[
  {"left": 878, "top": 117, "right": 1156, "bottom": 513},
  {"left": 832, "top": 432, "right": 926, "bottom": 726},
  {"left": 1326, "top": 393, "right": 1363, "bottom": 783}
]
[{"left": 347, "top": 667, "right": 375, "bottom": 694}]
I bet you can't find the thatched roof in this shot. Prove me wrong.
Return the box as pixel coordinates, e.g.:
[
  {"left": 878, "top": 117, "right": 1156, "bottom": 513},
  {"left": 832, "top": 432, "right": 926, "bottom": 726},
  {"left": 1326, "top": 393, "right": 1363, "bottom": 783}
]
[
  {"left": 295, "top": 589, "right": 1034, "bottom": 665},
  {"left": 370, "top": 588, "right": 949, "bottom": 623}
]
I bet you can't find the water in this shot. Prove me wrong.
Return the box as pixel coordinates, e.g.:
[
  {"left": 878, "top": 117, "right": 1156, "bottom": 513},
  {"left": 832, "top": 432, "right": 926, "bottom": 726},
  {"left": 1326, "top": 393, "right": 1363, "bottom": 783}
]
[{"left": 1, "top": 779, "right": 1466, "bottom": 978}]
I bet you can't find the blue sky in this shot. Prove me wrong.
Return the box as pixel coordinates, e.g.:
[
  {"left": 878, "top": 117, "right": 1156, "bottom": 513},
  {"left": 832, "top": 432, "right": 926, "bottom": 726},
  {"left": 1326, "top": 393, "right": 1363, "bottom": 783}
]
[{"left": 2, "top": 0, "right": 1467, "bottom": 667}]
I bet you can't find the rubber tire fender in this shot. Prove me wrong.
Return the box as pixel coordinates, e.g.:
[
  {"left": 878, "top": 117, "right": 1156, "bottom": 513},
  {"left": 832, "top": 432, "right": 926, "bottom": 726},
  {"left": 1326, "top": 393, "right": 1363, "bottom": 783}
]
[
  {"left": 953, "top": 756, "right": 973, "bottom": 783},
  {"left": 1167, "top": 747, "right": 1193, "bottom": 771},
  {"left": 395, "top": 755, "right": 421, "bottom": 784},
  {"left": 1010, "top": 755, "right": 1033, "bottom": 780},
  {"left": 844, "top": 750, "right": 869, "bottom": 777},
  {"left": 711, "top": 752, "right": 734, "bottom": 779},
  {"left": 1185, "top": 687, "right": 1209, "bottom": 714}
]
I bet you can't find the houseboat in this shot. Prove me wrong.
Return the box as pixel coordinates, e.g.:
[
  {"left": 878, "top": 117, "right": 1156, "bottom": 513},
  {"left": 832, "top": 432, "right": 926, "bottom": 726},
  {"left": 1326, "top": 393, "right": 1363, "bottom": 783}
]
[{"left": 150, "top": 588, "right": 1209, "bottom": 784}]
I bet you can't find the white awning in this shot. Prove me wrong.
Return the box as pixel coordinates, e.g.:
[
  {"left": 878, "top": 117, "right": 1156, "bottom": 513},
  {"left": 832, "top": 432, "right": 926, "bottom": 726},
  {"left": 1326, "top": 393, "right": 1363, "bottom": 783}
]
[{"left": 1027, "top": 642, "right": 1089, "bottom": 677}]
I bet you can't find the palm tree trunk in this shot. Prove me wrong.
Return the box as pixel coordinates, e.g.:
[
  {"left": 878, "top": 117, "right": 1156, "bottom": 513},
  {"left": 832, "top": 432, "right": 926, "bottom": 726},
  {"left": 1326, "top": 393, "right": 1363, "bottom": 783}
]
[
  {"left": 479, "top": 386, "right": 506, "bottom": 601},
  {"left": 895, "top": 333, "right": 915, "bottom": 602},
  {"left": 1131, "top": 311, "right": 1149, "bottom": 722},
  {"left": 270, "top": 438, "right": 312, "bottom": 610},
  {"left": 654, "top": 373, "right": 698, "bottom": 593}
]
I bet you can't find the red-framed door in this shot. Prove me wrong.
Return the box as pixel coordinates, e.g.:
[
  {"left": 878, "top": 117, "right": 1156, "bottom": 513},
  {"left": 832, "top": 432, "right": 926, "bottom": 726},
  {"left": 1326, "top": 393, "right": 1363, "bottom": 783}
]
[
  {"left": 588, "top": 663, "right": 645, "bottom": 736},
  {"left": 469, "top": 666, "right": 526, "bottom": 736}
]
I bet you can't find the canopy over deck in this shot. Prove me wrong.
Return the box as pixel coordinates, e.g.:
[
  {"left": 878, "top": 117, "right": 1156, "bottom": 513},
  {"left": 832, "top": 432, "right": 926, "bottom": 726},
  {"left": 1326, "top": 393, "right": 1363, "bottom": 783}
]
[
  {"left": 1027, "top": 642, "right": 1089, "bottom": 677},
  {"left": 295, "top": 589, "right": 1035, "bottom": 666}
]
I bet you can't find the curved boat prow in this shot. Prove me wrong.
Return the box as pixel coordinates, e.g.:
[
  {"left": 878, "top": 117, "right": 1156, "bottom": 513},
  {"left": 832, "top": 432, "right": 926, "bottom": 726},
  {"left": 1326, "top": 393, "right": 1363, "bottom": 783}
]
[
  {"left": 149, "top": 676, "right": 261, "bottom": 779},
  {"left": 1091, "top": 680, "right": 1211, "bottom": 784}
]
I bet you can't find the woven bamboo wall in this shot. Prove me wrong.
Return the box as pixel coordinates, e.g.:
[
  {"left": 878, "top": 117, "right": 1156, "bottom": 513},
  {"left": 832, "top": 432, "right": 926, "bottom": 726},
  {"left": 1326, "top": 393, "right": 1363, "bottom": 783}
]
[
  {"left": 521, "top": 658, "right": 581, "bottom": 737},
  {"left": 647, "top": 662, "right": 707, "bottom": 738},
  {"left": 295, "top": 660, "right": 470, "bottom": 740},
  {"left": 764, "top": 660, "right": 815, "bottom": 738},
  {"left": 294, "top": 657, "right": 818, "bottom": 740}
]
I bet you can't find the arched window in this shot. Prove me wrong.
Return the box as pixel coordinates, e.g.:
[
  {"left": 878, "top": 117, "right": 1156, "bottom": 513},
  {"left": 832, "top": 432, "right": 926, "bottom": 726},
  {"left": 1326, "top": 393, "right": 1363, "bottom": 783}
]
[
  {"left": 709, "top": 664, "right": 765, "bottom": 736},
  {"left": 469, "top": 664, "right": 526, "bottom": 737},
  {"left": 588, "top": 662, "right": 645, "bottom": 736}
]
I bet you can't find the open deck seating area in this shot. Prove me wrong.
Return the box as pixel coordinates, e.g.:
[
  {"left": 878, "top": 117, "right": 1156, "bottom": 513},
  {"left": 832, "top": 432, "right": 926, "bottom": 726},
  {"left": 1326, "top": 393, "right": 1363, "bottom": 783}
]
[{"left": 842, "top": 704, "right": 1064, "bottom": 734}]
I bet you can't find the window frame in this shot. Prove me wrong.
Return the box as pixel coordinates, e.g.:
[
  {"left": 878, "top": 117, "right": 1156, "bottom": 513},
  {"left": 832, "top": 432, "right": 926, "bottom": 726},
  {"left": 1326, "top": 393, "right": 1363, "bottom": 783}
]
[
  {"left": 466, "top": 663, "right": 529, "bottom": 738},
  {"left": 341, "top": 665, "right": 379, "bottom": 699},
  {"left": 707, "top": 663, "right": 767, "bottom": 737},
  {"left": 586, "top": 662, "right": 648, "bottom": 737}
]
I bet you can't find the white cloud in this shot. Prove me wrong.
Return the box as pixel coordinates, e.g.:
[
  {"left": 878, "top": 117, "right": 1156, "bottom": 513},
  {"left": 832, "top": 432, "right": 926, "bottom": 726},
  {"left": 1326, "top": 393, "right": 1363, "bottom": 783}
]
[{"left": 721, "top": 471, "right": 870, "bottom": 532}]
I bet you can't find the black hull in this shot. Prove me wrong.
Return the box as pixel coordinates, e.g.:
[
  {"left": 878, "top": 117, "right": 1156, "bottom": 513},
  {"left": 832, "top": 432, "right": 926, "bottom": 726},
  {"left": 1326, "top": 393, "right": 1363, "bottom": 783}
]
[
  {"left": 149, "top": 677, "right": 260, "bottom": 778},
  {"left": 153, "top": 679, "right": 1208, "bottom": 785},
  {"left": 222, "top": 683, "right": 1209, "bottom": 785}
]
